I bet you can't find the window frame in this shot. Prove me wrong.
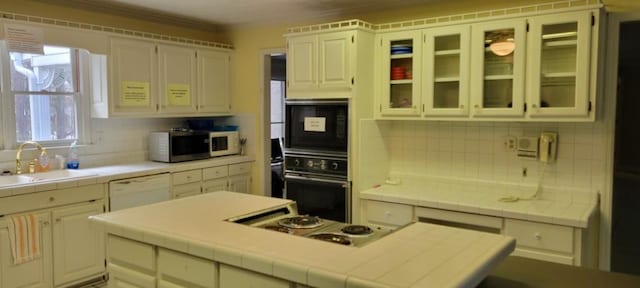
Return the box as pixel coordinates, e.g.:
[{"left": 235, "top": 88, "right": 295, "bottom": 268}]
[{"left": 0, "top": 41, "right": 91, "bottom": 150}]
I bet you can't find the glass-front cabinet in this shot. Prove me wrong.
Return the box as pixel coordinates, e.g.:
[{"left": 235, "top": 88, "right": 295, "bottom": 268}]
[
  {"left": 527, "top": 11, "right": 593, "bottom": 117},
  {"left": 377, "top": 31, "right": 422, "bottom": 116},
  {"left": 470, "top": 19, "right": 527, "bottom": 117},
  {"left": 422, "top": 25, "right": 470, "bottom": 117}
]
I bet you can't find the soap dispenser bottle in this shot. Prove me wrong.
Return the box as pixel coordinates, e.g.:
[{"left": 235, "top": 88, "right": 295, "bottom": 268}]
[{"left": 67, "top": 141, "right": 79, "bottom": 169}]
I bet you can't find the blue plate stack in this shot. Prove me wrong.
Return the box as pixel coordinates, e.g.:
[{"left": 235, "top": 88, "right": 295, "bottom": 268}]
[{"left": 391, "top": 44, "right": 412, "bottom": 55}]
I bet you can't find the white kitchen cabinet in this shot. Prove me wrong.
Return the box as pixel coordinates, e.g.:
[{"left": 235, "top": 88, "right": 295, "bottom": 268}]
[
  {"left": 52, "top": 201, "right": 106, "bottom": 287},
  {"left": 197, "top": 49, "right": 231, "bottom": 114},
  {"left": 107, "top": 235, "right": 156, "bottom": 288},
  {"left": 0, "top": 184, "right": 106, "bottom": 288},
  {"left": 157, "top": 44, "right": 198, "bottom": 114},
  {"left": 228, "top": 163, "right": 252, "bottom": 194},
  {"left": 98, "top": 37, "right": 232, "bottom": 118},
  {"left": 362, "top": 200, "right": 413, "bottom": 230},
  {"left": 422, "top": 25, "right": 471, "bottom": 117},
  {"left": 287, "top": 31, "right": 355, "bottom": 99},
  {"left": 171, "top": 169, "right": 202, "bottom": 199},
  {"left": 157, "top": 248, "right": 216, "bottom": 288},
  {"left": 470, "top": 18, "right": 527, "bottom": 118},
  {"left": 202, "top": 166, "right": 229, "bottom": 193},
  {"left": 526, "top": 11, "right": 594, "bottom": 117},
  {"left": 219, "top": 264, "right": 289, "bottom": 288},
  {"left": 0, "top": 212, "right": 52, "bottom": 288},
  {"left": 376, "top": 30, "right": 422, "bottom": 116},
  {"left": 109, "top": 37, "right": 158, "bottom": 116}
]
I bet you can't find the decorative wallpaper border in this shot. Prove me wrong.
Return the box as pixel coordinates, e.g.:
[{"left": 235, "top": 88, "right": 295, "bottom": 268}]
[{"left": 0, "top": 10, "right": 233, "bottom": 49}]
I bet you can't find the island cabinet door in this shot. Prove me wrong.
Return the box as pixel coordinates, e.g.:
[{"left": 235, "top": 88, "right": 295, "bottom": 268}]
[
  {"left": 108, "top": 263, "right": 155, "bottom": 288},
  {"left": 219, "top": 264, "right": 290, "bottom": 288},
  {"left": 157, "top": 248, "right": 216, "bottom": 288}
]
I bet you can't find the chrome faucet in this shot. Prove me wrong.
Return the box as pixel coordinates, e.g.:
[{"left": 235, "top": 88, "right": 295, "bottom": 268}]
[{"left": 16, "top": 141, "right": 47, "bottom": 174}]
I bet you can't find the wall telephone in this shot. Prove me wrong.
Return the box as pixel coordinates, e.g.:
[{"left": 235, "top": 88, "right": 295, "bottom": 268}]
[{"left": 516, "top": 132, "right": 558, "bottom": 162}]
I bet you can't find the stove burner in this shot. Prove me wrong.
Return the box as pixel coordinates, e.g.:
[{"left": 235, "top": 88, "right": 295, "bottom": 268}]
[
  {"left": 341, "top": 225, "right": 373, "bottom": 236},
  {"left": 309, "top": 233, "right": 352, "bottom": 246},
  {"left": 278, "top": 216, "right": 323, "bottom": 229},
  {"left": 263, "top": 225, "right": 292, "bottom": 234}
]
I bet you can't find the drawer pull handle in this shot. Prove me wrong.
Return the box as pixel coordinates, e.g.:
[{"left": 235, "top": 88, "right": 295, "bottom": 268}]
[{"left": 534, "top": 232, "right": 542, "bottom": 240}]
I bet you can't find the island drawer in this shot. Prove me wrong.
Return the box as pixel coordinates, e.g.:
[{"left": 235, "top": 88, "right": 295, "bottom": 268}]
[
  {"left": 108, "top": 235, "right": 156, "bottom": 273},
  {"left": 504, "top": 219, "right": 573, "bottom": 254},
  {"left": 364, "top": 200, "right": 413, "bottom": 227},
  {"left": 203, "top": 166, "right": 229, "bottom": 180},
  {"left": 229, "top": 163, "right": 251, "bottom": 176},
  {"left": 158, "top": 248, "right": 217, "bottom": 287},
  {"left": 172, "top": 169, "right": 202, "bottom": 185}
]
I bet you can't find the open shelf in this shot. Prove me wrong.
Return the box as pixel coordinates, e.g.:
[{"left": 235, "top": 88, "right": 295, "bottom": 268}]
[
  {"left": 390, "top": 53, "right": 413, "bottom": 59},
  {"left": 484, "top": 75, "right": 513, "bottom": 80},
  {"left": 435, "top": 77, "right": 460, "bottom": 82},
  {"left": 434, "top": 49, "right": 461, "bottom": 56},
  {"left": 390, "top": 79, "right": 413, "bottom": 84}
]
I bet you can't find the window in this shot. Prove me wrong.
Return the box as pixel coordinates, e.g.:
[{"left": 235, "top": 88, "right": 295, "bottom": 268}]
[{"left": 2, "top": 45, "right": 86, "bottom": 148}]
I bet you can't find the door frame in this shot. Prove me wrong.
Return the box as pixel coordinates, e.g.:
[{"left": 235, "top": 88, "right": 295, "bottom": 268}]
[
  {"left": 259, "top": 48, "right": 286, "bottom": 197},
  {"left": 601, "top": 12, "right": 640, "bottom": 271}
]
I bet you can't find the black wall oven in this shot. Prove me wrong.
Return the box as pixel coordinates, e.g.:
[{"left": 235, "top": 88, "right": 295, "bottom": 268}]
[
  {"left": 284, "top": 100, "right": 348, "bottom": 156},
  {"left": 283, "top": 99, "right": 351, "bottom": 222},
  {"left": 284, "top": 154, "right": 350, "bottom": 222}
]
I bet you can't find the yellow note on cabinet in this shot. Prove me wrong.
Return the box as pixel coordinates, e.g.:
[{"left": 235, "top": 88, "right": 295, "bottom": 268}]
[
  {"left": 121, "top": 81, "right": 150, "bottom": 106},
  {"left": 168, "top": 83, "right": 191, "bottom": 106}
]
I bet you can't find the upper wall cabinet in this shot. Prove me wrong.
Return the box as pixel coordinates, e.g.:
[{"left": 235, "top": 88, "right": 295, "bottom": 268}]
[
  {"left": 374, "top": 7, "right": 601, "bottom": 122},
  {"left": 287, "top": 31, "right": 355, "bottom": 99},
  {"left": 423, "top": 25, "right": 471, "bottom": 117},
  {"left": 470, "top": 19, "right": 527, "bottom": 118},
  {"left": 376, "top": 31, "right": 422, "bottom": 116},
  {"left": 93, "top": 37, "right": 232, "bottom": 118},
  {"left": 526, "top": 11, "right": 593, "bottom": 118}
]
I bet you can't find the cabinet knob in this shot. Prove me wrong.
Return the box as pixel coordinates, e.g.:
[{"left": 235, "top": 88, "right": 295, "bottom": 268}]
[
  {"left": 534, "top": 232, "right": 542, "bottom": 240},
  {"left": 532, "top": 104, "right": 538, "bottom": 109},
  {"left": 460, "top": 105, "right": 465, "bottom": 109},
  {"left": 43, "top": 221, "right": 50, "bottom": 226},
  {"left": 474, "top": 104, "right": 480, "bottom": 109},
  {"left": 49, "top": 197, "right": 55, "bottom": 202},
  {"left": 56, "top": 218, "right": 61, "bottom": 223},
  {"left": 384, "top": 211, "right": 392, "bottom": 219}
]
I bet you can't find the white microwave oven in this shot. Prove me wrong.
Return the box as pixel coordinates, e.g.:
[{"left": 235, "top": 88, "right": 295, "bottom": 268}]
[{"left": 210, "top": 131, "right": 240, "bottom": 157}]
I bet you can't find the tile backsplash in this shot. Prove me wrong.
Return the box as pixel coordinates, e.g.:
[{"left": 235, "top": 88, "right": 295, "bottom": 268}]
[{"left": 376, "top": 120, "right": 608, "bottom": 194}]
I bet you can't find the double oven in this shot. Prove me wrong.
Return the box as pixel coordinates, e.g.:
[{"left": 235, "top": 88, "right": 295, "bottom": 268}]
[{"left": 283, "top": 99, "right": 350, "bottom": 222}]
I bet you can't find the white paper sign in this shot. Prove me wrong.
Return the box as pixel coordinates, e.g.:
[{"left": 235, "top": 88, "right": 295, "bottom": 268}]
[
  {"left": 4, "top": 24, "right": 44, "bottom": 54},
  {"left": 304, "top": 117, "right": 326, "bottom": 132}
]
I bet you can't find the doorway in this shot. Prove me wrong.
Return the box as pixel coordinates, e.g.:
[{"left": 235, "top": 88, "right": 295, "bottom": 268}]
[
  {"left": 611, "top": 20, "right": 640, "bottom": 276},
  {"left": 261, "top": 50, "right": 286, "bottom": 198}
]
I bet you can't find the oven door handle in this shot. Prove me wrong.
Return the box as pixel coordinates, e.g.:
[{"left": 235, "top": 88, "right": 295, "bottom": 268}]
[{"left": 284, "top": 174, "right": 348, "bottom": 186}]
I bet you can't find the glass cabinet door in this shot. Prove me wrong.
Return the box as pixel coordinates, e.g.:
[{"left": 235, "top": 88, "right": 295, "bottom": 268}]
[
  {"left": 422, "top": 25, "right": 470, "bottom": 117},
  {"left": 470, "top": 19, "right": 526, "bottom": 117},
  {"left": 377, "top": 31, "right": 421, "bottom": 116},
  {"left": 527, "top": 11, "right": 592, "bottom": 117}
]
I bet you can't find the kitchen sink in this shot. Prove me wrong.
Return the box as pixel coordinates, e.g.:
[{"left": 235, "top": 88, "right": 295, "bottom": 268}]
[{"left": 0, "top": 170, "right": 97, "bottom": 187}]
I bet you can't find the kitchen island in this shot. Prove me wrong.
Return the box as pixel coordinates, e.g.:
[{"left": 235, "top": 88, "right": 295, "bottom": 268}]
[{"left": 90, "top": 192, "right": 515, "bottom": 288}]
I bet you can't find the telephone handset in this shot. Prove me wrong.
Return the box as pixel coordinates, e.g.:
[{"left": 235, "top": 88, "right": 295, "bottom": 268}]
[{"left": 539, "top": 132, "right": 558, "bottom": 163}]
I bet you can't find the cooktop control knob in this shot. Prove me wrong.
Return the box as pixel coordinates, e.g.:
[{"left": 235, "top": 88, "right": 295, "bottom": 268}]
[
  {"left": 332, "top": 162, "right": 339, "bottom": 170},
  {"left": 320, "top": 160, "right": 327, "bottom": 170},
  {"left": 294, "top": 159, "right": 300, "bottom": 166},
  {"left": 307, "top": 160, "right": 314, "bottom": 168}
]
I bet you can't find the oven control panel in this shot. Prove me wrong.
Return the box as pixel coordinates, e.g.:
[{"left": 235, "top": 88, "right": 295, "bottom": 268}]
[{"left": 284, "top": 155, "right": 347, "bottom": 177}]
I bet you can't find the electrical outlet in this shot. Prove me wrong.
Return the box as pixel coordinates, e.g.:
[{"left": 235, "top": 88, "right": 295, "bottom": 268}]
[{"left": 504, "top": 136, "right": 517, "bottom": 151}]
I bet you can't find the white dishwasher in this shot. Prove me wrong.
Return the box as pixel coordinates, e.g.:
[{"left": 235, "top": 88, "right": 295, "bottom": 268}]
[{"left": 109, "top": 173, "right": 171, "bottom": 211}]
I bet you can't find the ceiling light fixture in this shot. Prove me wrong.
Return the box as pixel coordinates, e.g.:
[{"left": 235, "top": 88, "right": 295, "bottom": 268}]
[{"left": 490, "top": 40, "right": 515, "bottom": 56}]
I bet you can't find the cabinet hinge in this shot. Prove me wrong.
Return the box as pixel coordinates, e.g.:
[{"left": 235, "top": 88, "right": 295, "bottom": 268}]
[
  {"left": 379, "top": 104, "right": 382, "bottom": 112},
  {"left": 155, "top": 46, "right": 158, "bottom": 53},
  {"left": 195, "top": 51, "right": 198, "bottom": 58},
  {"left": 422, "top": 104, "right": 425, "bottom": 112},
  {"left": 592, "top": 14, "right": 595, "bottom": 26},
  {"left": 104, "top": 259, "right": 107, "bottom": 268},
  {"left": 351, "top": 77, "right": 354, "bottom": 85},
  {"left": 526, "top": 23, "right": 530, "bottom": 32},
  {"left": 524, "top": 103, "right": 527, "bottom": 112},
  {"left": 380, "top": 39, "right": 382, "bottom": 46},
  {"left": 588, "top": 101, "right": 592, "bottom": 112},
  {"left": 423, "top": 34, "right": 426, "bottom": 43},
  {"left": 156, "top": 104, "right": 159, "bottom": 111},
  {"left": 351, "top": 36, "right": 354, "bottom": 43}
]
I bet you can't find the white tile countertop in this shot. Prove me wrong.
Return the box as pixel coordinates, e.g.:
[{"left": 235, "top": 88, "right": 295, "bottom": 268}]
[
  {"left": 90, "top": 192, "right": 516, "bottom": 288},
  {"left": 360, "top": 176, "right": 599, "bottom": 228},
  {"left": 0, "top": 155, "right": 254, "bottom": 198}
]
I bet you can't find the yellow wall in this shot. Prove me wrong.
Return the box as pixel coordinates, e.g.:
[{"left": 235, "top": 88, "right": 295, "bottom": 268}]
[{"left": 0, "top": 0, "right": 220, "bottom": 42}]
